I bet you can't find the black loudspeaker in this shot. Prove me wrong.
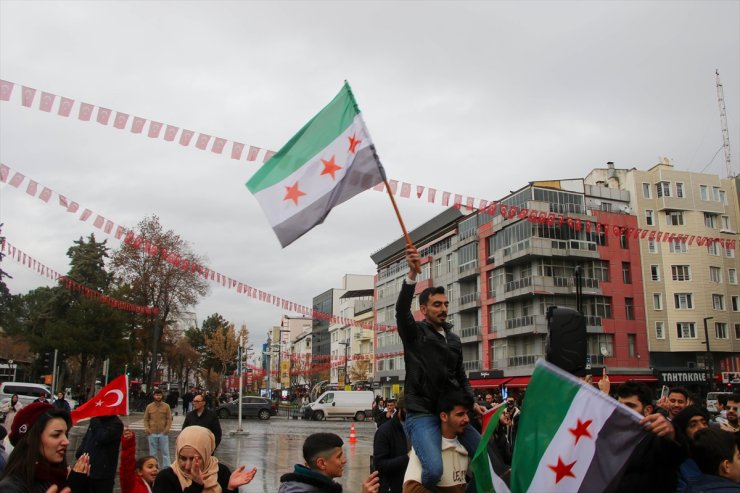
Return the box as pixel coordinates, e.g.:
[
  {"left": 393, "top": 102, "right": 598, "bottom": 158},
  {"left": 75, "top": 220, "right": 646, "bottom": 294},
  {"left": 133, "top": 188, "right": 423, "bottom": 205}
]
[{"left": 545, "top": 306, "right": 587, "bottom": 375}]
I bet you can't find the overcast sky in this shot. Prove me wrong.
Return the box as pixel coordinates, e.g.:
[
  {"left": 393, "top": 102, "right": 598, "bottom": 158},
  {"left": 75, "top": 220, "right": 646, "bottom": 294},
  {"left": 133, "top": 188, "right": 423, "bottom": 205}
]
[{"left": 1, "top": 1, "right": 738, "bottom": 352}]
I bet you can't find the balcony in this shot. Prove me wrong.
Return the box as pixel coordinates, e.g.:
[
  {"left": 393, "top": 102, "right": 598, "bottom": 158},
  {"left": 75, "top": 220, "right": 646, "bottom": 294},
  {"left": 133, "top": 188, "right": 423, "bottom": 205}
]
[
  {"left": 458, "top": 292, "right": 480, "bottom": 311},
  {"left": 504, "top": 276, "right": 532, "bottom": 292},
  {"left": 458, "top": 260, "right": 479, "bottom": 279},
  {"left": 508, "top": 354, "right": 542, "bottom": 367},
  {"left": 506, "top": 315, "right": 535, "bottom": 330},
  {"left": 459, "top": 325, "right": 481, "bottom": 343},
  {"left": 505, "top": 314, "right": 546, "bottom": 336},
  {"left": 463, "top": 360, "right": 481, "bottom": 371}
]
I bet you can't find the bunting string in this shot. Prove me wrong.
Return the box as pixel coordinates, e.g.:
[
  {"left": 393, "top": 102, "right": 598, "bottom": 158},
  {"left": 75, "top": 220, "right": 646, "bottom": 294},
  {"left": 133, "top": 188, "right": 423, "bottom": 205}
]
[
  {"left": 1, "top": 160, "right": 736, "bottom": 338},
  {"left": 1, "top": 239, "right": 159, "bottom": 315}
]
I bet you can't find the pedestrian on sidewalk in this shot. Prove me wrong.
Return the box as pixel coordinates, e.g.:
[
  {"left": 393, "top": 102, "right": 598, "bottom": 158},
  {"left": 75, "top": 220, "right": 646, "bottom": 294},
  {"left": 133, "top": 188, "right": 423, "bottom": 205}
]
[
  {"left": 143, "top": 389, "right": 172, "bottom": 467},
  {"left": 152, "top": 426, "right": 256, "bottom": 493}
]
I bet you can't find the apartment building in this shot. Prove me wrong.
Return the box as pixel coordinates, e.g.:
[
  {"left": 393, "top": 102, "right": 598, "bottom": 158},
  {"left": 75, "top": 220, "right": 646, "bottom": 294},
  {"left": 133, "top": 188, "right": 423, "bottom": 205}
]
[
  {"left": 482, "top": 178, "right": 652, "bottom": 390},
  {"left": 586, "top": 161, "right": 740, "bottom": 386}
]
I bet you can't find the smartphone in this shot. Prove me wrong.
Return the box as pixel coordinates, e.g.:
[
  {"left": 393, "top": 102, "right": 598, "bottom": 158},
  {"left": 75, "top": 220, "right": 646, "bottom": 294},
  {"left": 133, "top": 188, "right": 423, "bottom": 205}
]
[{"left": 660, "top": 385, "right": 669, "bottom": 400}]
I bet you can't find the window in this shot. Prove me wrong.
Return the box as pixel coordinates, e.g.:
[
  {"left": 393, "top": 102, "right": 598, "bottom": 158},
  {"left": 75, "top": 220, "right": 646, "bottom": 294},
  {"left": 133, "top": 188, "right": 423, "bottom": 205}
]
[
  {"left": 628, "top": 334, "right": 636, "bottom": 358},
  {"left": 722, "top": 216, "right": 731, "bottom": 230},
  {"left": 645, "top": 209, "right": 654, "bottom": 226},
  {"left": 642, "top": 183, "right": 652, "bottom": 198},
  {"left": 655, "top": 321, "right": 665, "bottom": 339},
  {"left": 707, "top": 242, "right": 720, "bottom": 256},
  {"left": 710, "top": 266, "right": 722, "bottom": 283},
  {"left": 447, "top": 254, "right": 453, "bottom": 273},
  {"left": 676, "top": 182, "right": 684, "bottom": 198},
  {"left": 735, "top": 324, "right": 740, "bottom": 339},
  {"left": 648, "top": 240, "right": 657, "bottom": 253},
  {"left": 600, "top": 202, "right": 612, "bottom": 212},
  {"left": 669, "top": 240, "right": 688, "bottom": 253},
  {"left": 625, "top": 298, "right": 634, "bottom": 320},
  {"left": 700, "top": 185, "right": 708, "bottom": 201},
  {"left": 732, "top": 296, "right": 739, "bottom": 312},
  {"left": 715, "top": 322, "right": 728, "bottom": 339},
  {"left": 656, "top": 181, "right": 671, "bottom": 197},
  {"left": 666, "top": 211, "right": 684, "bottom": 226},
  {"left": 653, "top": 293, "right": 663, "bottom": 310},
  {"left": 720, "top": 190, "right": 727, "bottom": 204},
  {"left": 435, "top": 258, "right": 442, "bottom": 276},
  {"left": 712, "top": 294, "right": 724, "bottom": 311},
  {"left": 704, "top": 213, "right": 717, "bottom": 228},
  {"left": 676, "top": 322, "right": 696, "bottom": 338},
  {"left": 726, "top": 247, "right": 735, "bottom": 258},
  {"left": 712, "top": 186, "right": 721, "bottom": 201},
  {"left": 672, "top": 265, "right": 691, "bottom": 281},
  {"left": 619, "top": 231, "right": 628, "bottom": 249},
  {"left": 622, "top": 262, "right": 631, "bottom": 284},
  {"left": 651, "top": 265, "right": 661, "bottom": 281},
  {"left": 729, "top": 269, "right": 737, "bottom": 284},
  {"left": 674, "top": 293, "right": 694, "bottom": 309}
]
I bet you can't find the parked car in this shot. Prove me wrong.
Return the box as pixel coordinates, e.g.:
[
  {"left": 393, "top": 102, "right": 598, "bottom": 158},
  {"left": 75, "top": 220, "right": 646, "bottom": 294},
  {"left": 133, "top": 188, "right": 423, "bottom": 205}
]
[
  {"left": 0, "top": 382, "right": 52, "bottom": 406},
  {"left": 216, "top": 396, "right": 277, "bottom": 420},
  {"left": 706, "top": 391, "right": 733, "bottom": 414}
]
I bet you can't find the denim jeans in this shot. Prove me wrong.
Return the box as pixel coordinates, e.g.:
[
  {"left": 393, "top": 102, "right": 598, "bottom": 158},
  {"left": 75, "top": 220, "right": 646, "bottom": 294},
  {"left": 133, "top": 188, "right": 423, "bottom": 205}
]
[
  {"left": 404, "top": 412, "right": 481, "bottom": 491},
  {"left": 148, "top": 433, "right": 170, "bottom": 466}
]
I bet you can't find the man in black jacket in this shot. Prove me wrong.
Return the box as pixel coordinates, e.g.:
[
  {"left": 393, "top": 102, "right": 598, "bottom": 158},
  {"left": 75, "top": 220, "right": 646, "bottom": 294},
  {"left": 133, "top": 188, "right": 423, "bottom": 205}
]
[
  {"left": 182, "top": 393, "right": 222, "bottom": 448},
  {"left": 397, "top": 245, "right": 483, "bottom": 491},
  {"left": 76, "top": 415, "right": 124, "bottom": 493},
  {"left": 373, "top": 396, "right": 409, "bottom": 493}
]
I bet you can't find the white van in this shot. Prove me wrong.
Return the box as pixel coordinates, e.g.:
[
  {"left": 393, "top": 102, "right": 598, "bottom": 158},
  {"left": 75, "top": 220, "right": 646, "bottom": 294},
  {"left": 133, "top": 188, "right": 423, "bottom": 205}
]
[
  {"left": 0, "top": 382, "right": 52, "bottom": 406},
  {"left": 302, "top": 390, "right": 373, "bottom": 421}
]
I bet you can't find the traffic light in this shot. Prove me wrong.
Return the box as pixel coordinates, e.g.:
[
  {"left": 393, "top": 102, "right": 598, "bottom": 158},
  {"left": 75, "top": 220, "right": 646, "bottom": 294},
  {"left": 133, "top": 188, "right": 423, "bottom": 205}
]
[{"left": 41, "top": 351, "right": 53, "bottom": 373}]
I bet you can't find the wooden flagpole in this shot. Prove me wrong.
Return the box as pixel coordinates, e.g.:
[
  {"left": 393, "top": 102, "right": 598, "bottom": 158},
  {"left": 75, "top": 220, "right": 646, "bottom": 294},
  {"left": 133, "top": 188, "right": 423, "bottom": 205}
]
[{"left": 382, "top": 177, "right": 421, "bottom": 273}]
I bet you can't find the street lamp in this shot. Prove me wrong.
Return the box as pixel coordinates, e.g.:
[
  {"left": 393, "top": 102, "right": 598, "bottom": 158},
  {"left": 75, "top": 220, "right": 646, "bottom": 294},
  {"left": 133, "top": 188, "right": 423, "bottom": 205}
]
[{"left": 703, "top": 317, "right": 714, "bottom": 391}]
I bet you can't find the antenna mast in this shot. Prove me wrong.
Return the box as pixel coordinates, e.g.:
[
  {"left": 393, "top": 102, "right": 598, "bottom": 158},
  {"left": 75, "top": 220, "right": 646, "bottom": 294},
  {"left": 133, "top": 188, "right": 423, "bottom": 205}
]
[{"left": 716, "top": 69, "right": 734, "bottom": 178}]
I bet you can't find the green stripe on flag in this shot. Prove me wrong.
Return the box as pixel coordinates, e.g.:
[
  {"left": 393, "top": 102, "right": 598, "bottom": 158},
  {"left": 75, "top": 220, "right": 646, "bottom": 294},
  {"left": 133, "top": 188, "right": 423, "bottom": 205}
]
[
  {"left": 246, "top": 83, "right": 359, "bottom": 192},
  {"left": 472, "top": 404, "right": 508, "bottom": 493},
  {"left": 510, "top": 362, "right": 582, "bottom": 493}
]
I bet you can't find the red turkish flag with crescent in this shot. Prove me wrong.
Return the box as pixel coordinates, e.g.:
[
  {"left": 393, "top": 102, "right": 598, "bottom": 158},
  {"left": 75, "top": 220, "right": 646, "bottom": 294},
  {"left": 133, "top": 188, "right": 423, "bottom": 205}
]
[{"left": 70, "top": 375, "right": 128, "bottom": 424}]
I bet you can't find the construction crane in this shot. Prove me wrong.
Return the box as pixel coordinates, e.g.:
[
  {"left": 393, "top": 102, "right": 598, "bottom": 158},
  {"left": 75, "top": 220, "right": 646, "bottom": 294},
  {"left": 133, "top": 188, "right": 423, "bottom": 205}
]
[{"left": 716, "top": 69, "right": 734, "bottom": 178}]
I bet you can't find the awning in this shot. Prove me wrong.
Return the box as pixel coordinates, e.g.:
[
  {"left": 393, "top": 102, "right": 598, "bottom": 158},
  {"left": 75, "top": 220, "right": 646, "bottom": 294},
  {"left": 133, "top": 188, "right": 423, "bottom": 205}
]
[
  {"left": 505, "top": 376, "right": 531, "bottom": 388},
  {"left": 469, "top": 377, "right": 511, "bottom": 389},
  {"left": 593, "top": 374, "right": 658, "bottom": 384}
]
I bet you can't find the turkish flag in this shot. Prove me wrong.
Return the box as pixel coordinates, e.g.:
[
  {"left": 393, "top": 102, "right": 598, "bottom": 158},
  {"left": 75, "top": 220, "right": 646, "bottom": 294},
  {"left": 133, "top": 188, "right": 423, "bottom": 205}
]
[{"left": 71, "top": 375, "right": 128, "bottom": 424}]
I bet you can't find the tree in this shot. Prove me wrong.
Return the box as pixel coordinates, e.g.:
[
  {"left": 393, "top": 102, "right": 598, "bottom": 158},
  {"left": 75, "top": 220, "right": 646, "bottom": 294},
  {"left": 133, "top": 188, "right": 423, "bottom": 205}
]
[
  {"left": 349, "top": 359, "right": 371, "bottom": 383},
  {"left": 2, "top": 235, "right": 128, "bottom": 391},
  {"left": 110, "top": 215, "right": 208, "bottom": 389},
  {"left": 204, "top": 323, "right": 238, "bottom": 391}
]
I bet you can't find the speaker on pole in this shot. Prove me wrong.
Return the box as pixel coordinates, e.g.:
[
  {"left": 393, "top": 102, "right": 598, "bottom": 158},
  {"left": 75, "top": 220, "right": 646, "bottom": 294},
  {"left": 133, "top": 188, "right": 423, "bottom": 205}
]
[{"left": 545, "top": 306, "right": 587, "bottom": 375}]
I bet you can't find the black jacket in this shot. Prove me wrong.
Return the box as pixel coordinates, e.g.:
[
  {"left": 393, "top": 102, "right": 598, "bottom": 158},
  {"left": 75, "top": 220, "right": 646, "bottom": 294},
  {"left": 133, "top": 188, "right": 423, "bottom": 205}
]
[
  {"left": 153, "top": 465, "right": 236, "bottom": 493},
  {"left": 75, "top": 416, "right": 124, "bottom": 480},
  {"left": 617, "top": 432, "right": 687, "bottom": 493},
  {"left": 396, "top": 281, "right": 474, "bottom": 414},
  {"left": 182, "top": 409, "right": 222, "bottom": 447},
  {"left": 373, "top": 415, "right": 409, "bottom": 493}
]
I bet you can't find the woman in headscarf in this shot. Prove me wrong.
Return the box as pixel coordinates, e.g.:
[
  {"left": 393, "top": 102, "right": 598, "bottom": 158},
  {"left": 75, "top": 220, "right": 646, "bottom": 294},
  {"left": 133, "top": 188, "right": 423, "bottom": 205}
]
[
  {"left": 152, "top": 426, "right": 255, "bottom": 493},
  {"left": 0, "top": 402, "right": 90, "bottom": 493}
]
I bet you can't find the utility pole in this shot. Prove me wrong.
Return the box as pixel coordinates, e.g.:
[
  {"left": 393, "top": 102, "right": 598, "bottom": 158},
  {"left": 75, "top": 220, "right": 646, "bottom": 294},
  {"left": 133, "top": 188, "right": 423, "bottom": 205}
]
[
  {"left": 148, "top": 312, "right": 161, "bottom": 391},
  {"left": 716, "top": 70, "right": 734, "bottom": 178},
  {"left": 703, "top": 317, "right": 714, "bottom": 391}
]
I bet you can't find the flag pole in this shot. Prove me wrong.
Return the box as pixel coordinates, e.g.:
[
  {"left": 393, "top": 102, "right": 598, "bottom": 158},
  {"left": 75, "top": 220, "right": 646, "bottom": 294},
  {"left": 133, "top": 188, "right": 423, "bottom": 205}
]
[{"left": 381, "top": 177, "right": 421, "bottom": 273}]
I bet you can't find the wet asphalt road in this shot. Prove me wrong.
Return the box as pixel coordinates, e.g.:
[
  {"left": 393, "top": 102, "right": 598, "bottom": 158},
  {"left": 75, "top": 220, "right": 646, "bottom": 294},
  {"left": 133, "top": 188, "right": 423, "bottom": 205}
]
[{"left": 68, "top": 413, "right": 376, "bottom": 493}]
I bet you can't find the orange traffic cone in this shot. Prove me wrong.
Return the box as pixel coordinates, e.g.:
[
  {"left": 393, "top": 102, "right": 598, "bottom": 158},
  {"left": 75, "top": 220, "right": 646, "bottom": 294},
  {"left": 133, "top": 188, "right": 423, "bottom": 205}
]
[{"left": 349, "top": 423, "right": 357, "bottom": 443}]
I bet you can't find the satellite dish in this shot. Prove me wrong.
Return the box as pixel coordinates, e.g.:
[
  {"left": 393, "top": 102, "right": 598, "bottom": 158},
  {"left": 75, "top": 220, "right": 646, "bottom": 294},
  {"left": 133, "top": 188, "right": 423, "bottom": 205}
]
[{"left": 600, "top": 346, "right": 609, "bottom": 357}]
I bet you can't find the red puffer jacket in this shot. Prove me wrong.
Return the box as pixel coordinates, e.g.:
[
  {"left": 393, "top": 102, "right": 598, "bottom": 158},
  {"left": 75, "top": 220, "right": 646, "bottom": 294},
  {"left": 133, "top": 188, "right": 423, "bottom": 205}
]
[{"left": 119, "top": 432, "right": 152, "bottom": 493}]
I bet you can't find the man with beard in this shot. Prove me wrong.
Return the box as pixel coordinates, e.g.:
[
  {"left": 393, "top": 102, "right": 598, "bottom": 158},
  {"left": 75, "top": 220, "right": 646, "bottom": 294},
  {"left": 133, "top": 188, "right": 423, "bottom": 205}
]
[{"left": 719, "top": 394, "right": 740, "bottom": 433}]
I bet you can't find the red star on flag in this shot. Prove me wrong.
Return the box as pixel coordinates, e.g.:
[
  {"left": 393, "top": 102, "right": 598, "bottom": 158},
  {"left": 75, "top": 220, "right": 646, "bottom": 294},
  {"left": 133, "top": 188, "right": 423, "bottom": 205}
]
[
  {"left": 548, "top": 456, "right": 577, "bottom": 484},
  {"left": 320, "top": 155, "right": 343, "bottom": 180},
  {"left": 568, "top": 418, "right": 593, "bottom": 445},
  {"left": 283, "top": 181, "right": 306, "bottom": 205},
  {"left": 348, "top": 133, "right": 362, "bottom": 153}
]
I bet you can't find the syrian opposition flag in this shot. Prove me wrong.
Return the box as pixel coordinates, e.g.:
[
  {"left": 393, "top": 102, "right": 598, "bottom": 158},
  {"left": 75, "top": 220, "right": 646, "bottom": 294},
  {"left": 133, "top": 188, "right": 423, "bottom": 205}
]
[
  {"left": 246, "top": 82, "right": 386, "bottom": 247},
  {"left": 70, "top": 375, "right": 128, "bottom": 424},
  {"left": 471, "top": 403, "right": 511, "bottom": 493},
  {"left": 510, "top": 360, "right": 647, "bottom": 493}
]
